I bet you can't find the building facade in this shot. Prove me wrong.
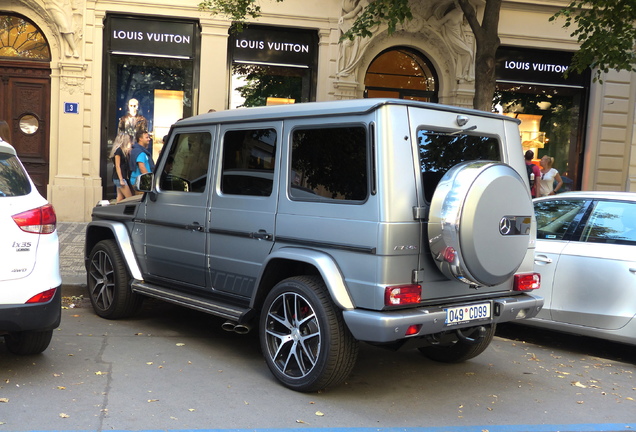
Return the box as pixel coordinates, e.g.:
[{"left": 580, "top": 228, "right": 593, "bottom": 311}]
[{"left": 1, "top": 0, "right": 634, "bottom": 221}]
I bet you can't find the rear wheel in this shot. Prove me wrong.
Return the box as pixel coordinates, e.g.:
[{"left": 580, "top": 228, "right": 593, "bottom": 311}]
[
  {"left": 260, "top": 276, "right": 359, "bottom": 392},
  {"left": 5, "top": 330, "right": 53, "bottom": 355},
  {"left": 418, "top": 324, "right": 496, "bottom": 363},
  {"left": 87, "top": 239, "right": 142, "bottom": 319}
]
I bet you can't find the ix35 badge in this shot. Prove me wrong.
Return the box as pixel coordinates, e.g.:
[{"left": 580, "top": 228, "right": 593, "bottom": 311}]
[{"left": 12, "top": 241, "right": 32, "bottom": 252}]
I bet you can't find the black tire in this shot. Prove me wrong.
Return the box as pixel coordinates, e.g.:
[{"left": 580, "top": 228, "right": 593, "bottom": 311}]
[
  {"left": 5, "top": 330, "right": 53, "bottom": 355},
  {"left": 260, "top": 275, "right": 359, "bottom": 392},
  {"left": 87, "top": 239, "right": 142, "bottom": 319},
  {"left": 418, "top": 324, "right": 496, "bottom": 363}
]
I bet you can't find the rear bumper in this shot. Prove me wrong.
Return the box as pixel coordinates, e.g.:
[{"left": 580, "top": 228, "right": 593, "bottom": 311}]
[
  {"left": 343, "top": 293, "right": 543, "bottom": 343},
  {"left": 0, "top": 287, "right": 62, "bottom": 333}
]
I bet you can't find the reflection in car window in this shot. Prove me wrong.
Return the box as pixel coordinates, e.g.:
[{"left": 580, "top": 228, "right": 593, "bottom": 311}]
[
  {"left": 534, "top": 199, "right": 586, "bottom": 240},
  {"left": 417, "top": 129, "right": 500, "bottom": 202},
  {"left": 221, "top": 129, "right": 276, "bottom": 196},
  {"left": 582, "top": 201, "right": 636, "bottom": 245},
  {"left": 160, "top": 133, "right": 211, "bottom": 193},
  {"left": 0, "top": 153, "right": 31, "bottom": 197},
  {"left": 291, "top": 126, "right": 367, "bottom": 201}
]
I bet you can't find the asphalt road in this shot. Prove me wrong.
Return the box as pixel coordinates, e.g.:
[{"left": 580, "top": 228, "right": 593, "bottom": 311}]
[{"left": 1, "top": 296, "right": 635, "bottom": 432}]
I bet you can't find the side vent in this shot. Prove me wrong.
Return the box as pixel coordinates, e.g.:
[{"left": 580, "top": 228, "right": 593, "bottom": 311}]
[{"left": 124, "top": 205, "right": 136, "bottom": 215}]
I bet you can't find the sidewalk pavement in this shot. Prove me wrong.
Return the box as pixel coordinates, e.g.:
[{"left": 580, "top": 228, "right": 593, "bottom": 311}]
[{"left": 58, "top": 221, "right": 88, "bottom": 297}]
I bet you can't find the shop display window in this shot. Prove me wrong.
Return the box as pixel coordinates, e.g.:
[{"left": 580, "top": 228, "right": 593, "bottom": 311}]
[{"left": 495, "top": 83, "right": 585, "bottom": 193}]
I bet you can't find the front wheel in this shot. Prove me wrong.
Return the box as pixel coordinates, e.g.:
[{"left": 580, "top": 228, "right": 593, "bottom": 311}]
[
  {"left": 5, "top": 330, "right": 53, "bottom": 355},
  {"left": 418, "top": 324, "right": 496, "bottom": 363},
  {"left": 260, "top": 276, "right": 359, "bottom": 392},
  {"left": 87, "top": 239, "right": 142, "bottom": 319}
]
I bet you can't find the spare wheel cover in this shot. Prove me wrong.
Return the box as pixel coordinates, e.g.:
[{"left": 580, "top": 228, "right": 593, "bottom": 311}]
[{"left": 428, "top": 161, "right": 533, "bottom": 286}]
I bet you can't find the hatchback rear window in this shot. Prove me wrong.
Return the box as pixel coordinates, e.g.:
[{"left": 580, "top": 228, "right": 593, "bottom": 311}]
[
  {"left": 0, "top": 153, "right": 31, "bottom": 197},
  {"left": 417, "top": 129, "right": 500, "bottom": 202}
]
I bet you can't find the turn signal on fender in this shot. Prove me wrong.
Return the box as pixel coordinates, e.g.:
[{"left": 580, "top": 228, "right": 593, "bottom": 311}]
[{"left": 384, "top": 284, "right": 421, "bottom": 306}]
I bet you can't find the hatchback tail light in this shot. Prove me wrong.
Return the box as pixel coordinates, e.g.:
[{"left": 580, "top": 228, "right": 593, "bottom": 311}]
[
  {"left": 26, "top": 288, "right": 57, "bottom": 304},
  {"left": 514, "top": 273, "right": 540, "bottom": 291},
  {"left": 12, "top": 204, "right": 57, "bottom": 234}
]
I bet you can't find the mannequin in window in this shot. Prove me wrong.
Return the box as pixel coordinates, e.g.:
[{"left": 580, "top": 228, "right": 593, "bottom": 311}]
[{"left": 118, "top": 98, "right": 148, "bottom": 145}]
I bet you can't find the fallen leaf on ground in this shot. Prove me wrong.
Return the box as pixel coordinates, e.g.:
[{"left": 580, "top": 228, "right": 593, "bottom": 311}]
[
  {"left": 0, "top": 398, "right": 8, "bottom": 403},
  {"left": 315, "top": 411, "right": 324, "bottom": 416},
  {"left": 59, "top": 413, "right": 70, "bottom": 418},
  {"left": 57, "top": 386, "right": 66, "bottom": 390},
  {"left": 176, "top": 343, "right": 185, "bottom": 346},
  {"left": 572, "top": 381, "right": 587, "bottom": 388},
  {"left": 148, "top": 399, "right": 159, "bottom": 403},
  {"left": 296, "top": 420, "right": 308, "bottom": 424}
]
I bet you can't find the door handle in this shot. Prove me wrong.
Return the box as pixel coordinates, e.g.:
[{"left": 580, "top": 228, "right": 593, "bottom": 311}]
[
  {"left": 251, "top": 230, "right": 272, "bottom": 240},
  {"left": 188, "top": 222, "right": 205, "bottom": 232},
  {"left": 534, "top": 255, "right": 552, "bottom": 264}
]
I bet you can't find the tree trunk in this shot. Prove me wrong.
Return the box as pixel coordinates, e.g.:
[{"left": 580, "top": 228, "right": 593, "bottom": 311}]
[{"left": 458, "top": 0, "right": 502, "bottom": 111}]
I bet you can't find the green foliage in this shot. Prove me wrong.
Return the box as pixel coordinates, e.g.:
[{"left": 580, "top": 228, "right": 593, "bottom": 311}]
[
  {"left": 343, "top": 0, "right": 412, "bottom": 40},
  {"left": 550, "top": 0, "right": 636, "bottom": 82},
  {"left": 198, "top": 0, "right": 283, "bottom": 30}
]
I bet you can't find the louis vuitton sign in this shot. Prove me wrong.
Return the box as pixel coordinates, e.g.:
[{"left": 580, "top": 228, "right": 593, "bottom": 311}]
[{"left": 108, "top": 16, "right": 197, "bottom": 59}]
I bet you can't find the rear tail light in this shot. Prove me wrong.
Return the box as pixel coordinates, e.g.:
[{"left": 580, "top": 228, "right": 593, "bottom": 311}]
[
  {"left": 385, "top": 284, "right": 421, "bottom": 306},
  {"left": 514, "top": 273, "right": 540, "bottom": 291},
  {"left": 26, "top": 288, "right": 57, "bottom": 304},
  {"left": 12, "top": 203, "right": 57, "bottom": 234}
]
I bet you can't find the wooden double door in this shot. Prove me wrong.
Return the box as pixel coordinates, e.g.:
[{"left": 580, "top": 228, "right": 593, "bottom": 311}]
[{"left": 0, "top": 60, "right": 51, "bottom": 198}]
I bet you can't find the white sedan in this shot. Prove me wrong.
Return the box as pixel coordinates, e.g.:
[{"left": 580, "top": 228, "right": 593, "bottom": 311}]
[{"left": 524, "top": 191, "right": 636, "bottom": 345}]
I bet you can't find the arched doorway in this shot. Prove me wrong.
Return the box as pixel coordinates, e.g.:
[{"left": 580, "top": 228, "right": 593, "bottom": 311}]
[
  {"left": 364, "top": 47, "right": 438, "bottom": 102},
  {"left": 0, "top": 13, "right": 51, "bottom": 198}
]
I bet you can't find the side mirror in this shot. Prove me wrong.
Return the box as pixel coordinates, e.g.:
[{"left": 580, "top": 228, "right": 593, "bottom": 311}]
[{"left": 137, "top": 172, "right": 154, "bottom": 192}]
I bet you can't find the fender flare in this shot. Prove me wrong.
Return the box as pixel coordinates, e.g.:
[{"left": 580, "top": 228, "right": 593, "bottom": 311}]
[
  {"left": 255, "top": 247, "right": 355, "bottom": 310},
  {"left": 86, "top": 220, "right": 143, "bottom": 281}
]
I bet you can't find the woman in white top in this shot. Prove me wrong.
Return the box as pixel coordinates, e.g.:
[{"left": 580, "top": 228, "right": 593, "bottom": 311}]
[{"left": 538, "top": 155, "right": 564, "bottom": 196}]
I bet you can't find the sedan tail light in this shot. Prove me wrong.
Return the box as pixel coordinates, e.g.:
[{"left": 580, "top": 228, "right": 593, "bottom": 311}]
[
  {"left": 514, "top": 273, "right": 540, "bottom": 291},
  {"left": 12, "top": 204, "right": 57, "bottom": 234}
]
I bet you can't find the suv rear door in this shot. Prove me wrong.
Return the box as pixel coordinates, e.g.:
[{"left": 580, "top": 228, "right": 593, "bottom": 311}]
[
  {"left": 207, "top": 123, "right": 280, "bottom": 298},
  {"left": 408, "top": 107, "right": 534, "bottom": 295}
]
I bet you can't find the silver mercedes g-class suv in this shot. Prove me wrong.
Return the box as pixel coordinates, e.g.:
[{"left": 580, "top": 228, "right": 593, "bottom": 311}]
[{"left": 86, "top": 99, "right": 542, "bottom": 392}]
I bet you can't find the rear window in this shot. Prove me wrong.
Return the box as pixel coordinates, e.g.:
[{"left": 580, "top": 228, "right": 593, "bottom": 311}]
[
  {"left": 0, "top": 153, "right": 31, "bottom": 197},
  {"left": 417, "top": 129, "right": 500, "bottom": 202}
]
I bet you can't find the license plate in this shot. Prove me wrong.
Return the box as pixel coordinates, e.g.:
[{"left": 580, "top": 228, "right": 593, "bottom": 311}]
[{"left": 444, "top": 302, "right": 491, "bottom": 326}]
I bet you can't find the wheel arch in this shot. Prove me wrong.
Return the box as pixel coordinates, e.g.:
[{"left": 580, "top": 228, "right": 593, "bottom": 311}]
[
  {"left": 85, "top": 221, "right": 143, "bottom": 281},
  {"left": 251, "top": 248, "right": 355, "bottom": 312}
]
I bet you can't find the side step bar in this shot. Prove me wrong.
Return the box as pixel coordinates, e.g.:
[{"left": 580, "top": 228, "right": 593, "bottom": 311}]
[{"left": 131, "top": 281, "right": 251, "bottom": 323}]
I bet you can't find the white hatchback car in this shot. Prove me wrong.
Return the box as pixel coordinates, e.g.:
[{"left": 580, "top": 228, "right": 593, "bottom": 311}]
[{"left": 0, "top": 139, "right": 61, "bottom": 354}]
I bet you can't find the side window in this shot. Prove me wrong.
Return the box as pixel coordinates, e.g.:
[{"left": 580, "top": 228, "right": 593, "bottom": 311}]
[
  {"left": 221, "top": 129, "right": 276, "bottom": 196},
  {"left": 534, "top": 199, "right": 586, "bottom": 240},
  {"left": 290, "top": 126, "right": 367, "bottom": 201},
  {"left": 581, "top": 201, "right": 636, "bottom": 245},
  {"left": 159, "top": 132, "right": 211, "bottom": 193},
  {"left": 417, "top": 129, "right": 500, "bottom": 202},
  {"left": 0, "top": 153, "right": 31, "bottom": 197}
]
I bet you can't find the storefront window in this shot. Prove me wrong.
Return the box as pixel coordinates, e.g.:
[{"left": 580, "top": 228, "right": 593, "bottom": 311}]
[
  {"left": 102, "top": 15, "right": 199, "bottom": 200},
  {"left": 229, "top": 25, "right": 318, "bottom": 109},
  {"left": 364, "top": 47, "right": 437, "bottom": 102},
  {"left": 495, "top": 47, "right": 590, "bottom": 192}
]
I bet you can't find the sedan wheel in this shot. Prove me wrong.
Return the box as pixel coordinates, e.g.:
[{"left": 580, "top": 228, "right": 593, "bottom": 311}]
[
  {"left": 260, "top": 276, "right": 358, "bottom": 392},
  {"left": 87, "top": 239, "right": 142, "bottom": 319}
]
